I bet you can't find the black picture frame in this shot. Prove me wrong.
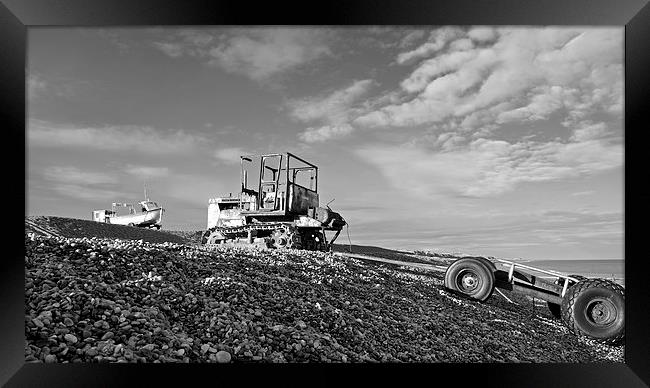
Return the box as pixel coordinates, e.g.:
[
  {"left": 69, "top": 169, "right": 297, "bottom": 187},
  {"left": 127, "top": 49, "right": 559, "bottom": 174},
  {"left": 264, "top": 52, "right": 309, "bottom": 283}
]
[{"left": 2, "top": 0, "right": 649, "bottom": 386}]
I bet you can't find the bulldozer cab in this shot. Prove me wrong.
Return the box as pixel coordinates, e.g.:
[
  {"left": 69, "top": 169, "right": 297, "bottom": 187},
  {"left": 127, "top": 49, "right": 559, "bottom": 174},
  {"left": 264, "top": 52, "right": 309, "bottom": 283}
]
[{"left": 239, "top": 152, "right": 319, "bottom": 215}]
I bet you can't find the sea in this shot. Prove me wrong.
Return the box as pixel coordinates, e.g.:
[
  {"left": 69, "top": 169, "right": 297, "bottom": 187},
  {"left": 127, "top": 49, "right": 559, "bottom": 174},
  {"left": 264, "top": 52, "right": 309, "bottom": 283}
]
[{"left": 522, "top": 259, "right": 625, "bottom": 286}]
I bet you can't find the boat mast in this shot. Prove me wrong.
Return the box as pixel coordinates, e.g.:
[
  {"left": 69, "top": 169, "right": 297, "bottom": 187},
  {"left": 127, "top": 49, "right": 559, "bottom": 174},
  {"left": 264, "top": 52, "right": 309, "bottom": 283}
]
[{"left": 144, "top": 180, "right": 148, "bottom": 201}]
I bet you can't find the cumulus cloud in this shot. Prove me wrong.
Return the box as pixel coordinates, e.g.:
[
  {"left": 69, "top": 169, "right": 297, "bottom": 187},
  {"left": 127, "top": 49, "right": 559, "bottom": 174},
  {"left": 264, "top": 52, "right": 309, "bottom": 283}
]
[
  {"left": 357, "top": 27, "right": 623, "bottom": 135},
  {"left": 288, "top": 79, "right": 374, "bottom": 143},
  {"left": 571, "top": 122, "right": 610, "bottom": 142},
  {"left": 298, "top": 124, "right": 354, "bottom": 143},
  {"left": 467, "top": 27, "right": 498, "bottom": 43},
  {"left": 357, "top": 137, "right": 622, "bottom": 199},
  {"left": 154, "top": 28, "right": 332, "bottom": 82},
  {"left": 398, "top": 30, "right": 427, "bottom": 48},
  {"left": 396, "top": 27, "right": 465, "bottom": 65},
  {"left": 289, "top": 79, "right": 374, "bottom": 123},
  {"left": 28, "top": 120, "right": 204, "bottom": 154}
]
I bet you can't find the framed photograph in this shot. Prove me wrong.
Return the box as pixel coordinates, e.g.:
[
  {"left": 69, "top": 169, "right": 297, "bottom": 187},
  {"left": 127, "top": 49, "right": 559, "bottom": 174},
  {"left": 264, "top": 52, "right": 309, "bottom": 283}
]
[{"left": 3, "top": 0, "right": 649, "bottom": 386}]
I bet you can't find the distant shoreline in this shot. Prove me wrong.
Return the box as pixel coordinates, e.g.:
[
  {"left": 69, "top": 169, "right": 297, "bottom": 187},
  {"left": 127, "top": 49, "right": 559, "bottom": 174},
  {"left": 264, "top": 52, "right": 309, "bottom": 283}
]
[{"left": 514, "top": 259, "right": 625, "bottom": 286}]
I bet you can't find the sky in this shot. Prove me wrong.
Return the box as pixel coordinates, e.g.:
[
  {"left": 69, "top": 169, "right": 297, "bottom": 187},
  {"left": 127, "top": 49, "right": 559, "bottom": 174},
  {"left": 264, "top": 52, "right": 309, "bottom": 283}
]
[{"left": 26, "top": 26, "right": 624, "bottom": 260}]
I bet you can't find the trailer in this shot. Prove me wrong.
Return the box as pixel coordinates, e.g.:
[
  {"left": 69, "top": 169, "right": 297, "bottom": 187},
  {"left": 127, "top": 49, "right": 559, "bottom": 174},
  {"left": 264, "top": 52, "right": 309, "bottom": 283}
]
[{"left": 444, "top": 257, "right": 624, "bottom": 346}]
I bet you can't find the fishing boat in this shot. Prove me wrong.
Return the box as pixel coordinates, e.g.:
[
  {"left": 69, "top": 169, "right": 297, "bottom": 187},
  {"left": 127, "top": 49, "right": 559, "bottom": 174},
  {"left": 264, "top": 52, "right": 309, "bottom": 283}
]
[{"left": 92, "top": 186, "right": 164, "bottom": 229}]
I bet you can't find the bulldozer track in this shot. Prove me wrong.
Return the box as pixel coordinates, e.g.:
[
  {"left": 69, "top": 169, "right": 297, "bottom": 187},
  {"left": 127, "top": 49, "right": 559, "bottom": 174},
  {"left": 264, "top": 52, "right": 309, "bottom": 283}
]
[
  {"left": 202, "top": 222, "right": 332, "bottom": 251},
  {"left": 205, "top": 222, "right": 292, "bottom": 239}
]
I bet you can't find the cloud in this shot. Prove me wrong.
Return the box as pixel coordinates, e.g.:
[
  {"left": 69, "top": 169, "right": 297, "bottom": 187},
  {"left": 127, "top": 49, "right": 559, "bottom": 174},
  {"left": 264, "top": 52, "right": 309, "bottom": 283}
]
[
  {"left": 289, "top": 79, "right": 374, "bottom": 123},
  {"left": 571, "top": 190, "right": 595, "bottom": 197},
  {"left": 208, "top": 29, "right": 331, "bottom": 81},
  {"left": 46, "top": 184, "right": 126, "bottom": 202},
  {"left": 42, "top": 166, "right": 125, "bottom": 201},
  {"left": 342, "top": 206, "right": 622, "bottom": 257},
  {"left": 396, "top": 27, "right": 465, "bottom": 65},
  {"left": 467, "top": 27, "right": 498, "bottom": 43},
  {"left": 356, "top": 27, "right": 623, "bottom": 135},
  {"left": 153, "top": 42, "right": 184, "bottom": 57},
  {"left": 124, "top": 165, "right": 170, "bottom": 178},
  {"left": 431, "top": 132, "right": 467, "bottom": 151},
  {"left": 398, "top": 30, "right": 427, "bottom": 48},
  {"left": 570, "top": 121, "right": 610, "bottom": 142},
  {"left": 43, "top": 166, "right": 118, "bottom": 186},
  {"left": 28, "top": 120, "right": 204, "bottom": 154},
  {"left": 27, "top": 71, "right": 96, "bottom": 100},
  {"left": 356, "top": 137, "right": 622, "bottom": 199},
  {"left": 213, "top": 147, "right": 249, "bottom": 164},
  {"left": 154, "top": 28, "right": 332, "bottom": 82},
  {"left": 27, "top": 73, "right": 47, "bottom": 98},
  {"left": 299, "top": 124, "right": 354, "bottom": 143},
  {"left": 94, "top": 29, "right": 131, "bottom": 52},
  {"left": 288, "top": 79, "right": 374, "bottom": 142}
]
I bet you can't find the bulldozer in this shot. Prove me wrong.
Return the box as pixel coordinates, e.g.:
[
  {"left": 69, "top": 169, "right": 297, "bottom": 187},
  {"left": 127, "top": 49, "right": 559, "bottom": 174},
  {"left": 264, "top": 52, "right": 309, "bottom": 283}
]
[{"left": 201, "top": 152, "right": 346, "bottom": 251}]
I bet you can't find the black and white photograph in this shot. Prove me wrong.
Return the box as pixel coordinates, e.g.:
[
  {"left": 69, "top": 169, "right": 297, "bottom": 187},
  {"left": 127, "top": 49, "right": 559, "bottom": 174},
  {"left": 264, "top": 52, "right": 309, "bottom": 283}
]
[{"left": 24, "top": 25, "right": 627, "bottom": 365}]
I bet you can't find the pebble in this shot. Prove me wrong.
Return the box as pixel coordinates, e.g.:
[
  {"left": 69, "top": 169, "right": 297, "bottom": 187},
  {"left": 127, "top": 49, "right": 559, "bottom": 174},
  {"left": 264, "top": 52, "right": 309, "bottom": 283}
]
[
  {"left": 24, "top": 224, "right": 625, "bottom": 365},
  {"left": 101, "top": 332, "right": 114, "bottom": 340},
  {"left": 142, "top": 344, "right": 156, "bottom": 352},
  {"left": 215, "top": 351, "right": 231, "bottom": 363}
]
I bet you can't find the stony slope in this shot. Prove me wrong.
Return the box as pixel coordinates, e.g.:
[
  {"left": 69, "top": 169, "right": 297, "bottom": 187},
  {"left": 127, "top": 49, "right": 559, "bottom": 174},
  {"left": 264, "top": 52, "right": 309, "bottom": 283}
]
[
  {"left": 25, "top": 216, "right": 190, "bottom": 245},
  {"left": 24, "top": 218, "right": 623, "bottom": 363}
]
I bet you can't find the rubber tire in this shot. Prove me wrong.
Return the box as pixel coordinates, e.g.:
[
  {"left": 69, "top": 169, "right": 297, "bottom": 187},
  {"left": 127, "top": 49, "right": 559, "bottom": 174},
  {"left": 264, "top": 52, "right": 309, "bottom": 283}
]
[
  {"left": 444, "top": 258, "right": 495, "bottom": 302},
  {"left": 465, "top": 256, "right": 497, "bottom": 272},
  {"left": 548, "top": 275, "right": 587, "bottom": 319},
  {"left": 128, "top": 223, "right": 135, "bottom": 227},
  {"left": 560, "top": 278, "right": 625, "bottom": 346}
]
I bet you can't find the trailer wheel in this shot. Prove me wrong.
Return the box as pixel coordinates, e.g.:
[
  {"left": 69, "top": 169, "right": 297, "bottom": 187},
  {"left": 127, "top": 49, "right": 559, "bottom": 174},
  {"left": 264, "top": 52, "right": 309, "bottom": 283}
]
[
  {"left": 444, "top": 258, "right": 495, "bottom": 302},
  {"left": 560, "top": 278, "right": 624, "bottom": 346},
  {"left": 547, "top": 275, "right": 587, "bottom": 319},
  {"left": 464, "top": 256, "right": 497, "bottom": 272}
]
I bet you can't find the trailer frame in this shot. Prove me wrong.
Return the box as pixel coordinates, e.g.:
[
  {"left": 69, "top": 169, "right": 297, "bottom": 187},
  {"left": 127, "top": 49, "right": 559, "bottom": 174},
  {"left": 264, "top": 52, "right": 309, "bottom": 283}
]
[
  {"left": 491, "top": 259, "right": 579, "bottom": 305},
  {"left": 444, "top": 255, "right": 625, "bottom": 346}
]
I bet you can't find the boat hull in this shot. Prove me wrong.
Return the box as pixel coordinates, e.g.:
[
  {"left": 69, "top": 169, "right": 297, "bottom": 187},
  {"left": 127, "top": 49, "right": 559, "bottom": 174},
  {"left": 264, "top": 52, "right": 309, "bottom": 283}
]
[{"left": 107, "top": 208, "right": 163, "bottom": 228}]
